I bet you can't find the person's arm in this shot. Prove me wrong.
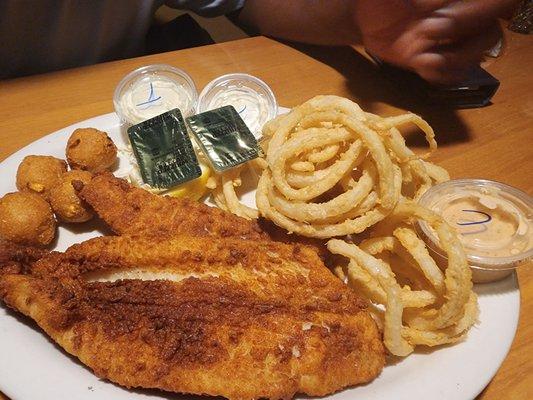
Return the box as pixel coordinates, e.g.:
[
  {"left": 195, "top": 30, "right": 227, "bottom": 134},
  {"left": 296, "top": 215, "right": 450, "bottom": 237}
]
[
  {"left": 237, "top": 0, "right": 359, "bottom": 45},
  {"left": 237, "top": 0, "right": 520, "bottom": 84}
]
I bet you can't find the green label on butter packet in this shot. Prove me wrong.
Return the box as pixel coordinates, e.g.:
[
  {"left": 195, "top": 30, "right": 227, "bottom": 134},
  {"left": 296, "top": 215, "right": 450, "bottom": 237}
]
[
  {"left": 127, "top": 109, "right": 201, "bottom": 189},
  {"left": 186, "top": 105, "right": 259, "bottom": 172}
]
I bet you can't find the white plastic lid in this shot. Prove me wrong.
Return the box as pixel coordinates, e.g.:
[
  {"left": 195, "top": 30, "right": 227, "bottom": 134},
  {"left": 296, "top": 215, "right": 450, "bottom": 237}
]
[
  {"left": 417, "top": 179, "right": 532, "bottom": 271},
  {"left": 113, "top": 64, "right": 198, "bottom": 126},
  {"left": 196, "top": 73, "right": 277, "bottom": 139}
]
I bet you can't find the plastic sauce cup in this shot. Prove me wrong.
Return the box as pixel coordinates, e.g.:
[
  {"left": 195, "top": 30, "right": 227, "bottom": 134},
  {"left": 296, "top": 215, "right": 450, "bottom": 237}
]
[
  {"left": 417, "top": 179, "right": 532, "bottom": 283},
  {"left": 196, "top": 73, "right": 277, "bottom": 139},
  {"left": 113, "top": 64, "right": 198, "bottom": 128}
]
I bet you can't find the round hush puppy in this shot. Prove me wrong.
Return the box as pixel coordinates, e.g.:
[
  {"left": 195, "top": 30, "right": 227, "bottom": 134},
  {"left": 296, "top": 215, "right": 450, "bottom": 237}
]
[
  {"left": 0, "top": 192, "right": 56, "bottom": 246},
  {"left": 49, "top": 170, "right": 94, "bottom": 223},
  {"left": 16, "top": 155, "right": 68, "bottom": 199},
  {"left": 66, "top": 128, "right": 117, "bottom": 172}
]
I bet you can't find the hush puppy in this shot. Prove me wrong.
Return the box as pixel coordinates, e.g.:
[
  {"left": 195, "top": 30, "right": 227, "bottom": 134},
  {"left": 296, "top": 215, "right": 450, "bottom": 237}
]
[
  {"left": 16, "top": 155, "right": 68, "bottom": 199},
  {"left": 49, "top": 170, "right": 94, "bottom": 223},
  {"left": 0, "top": 192, "right": 56, "bottom": 246},
  {"left": 66, "top": 128, "right": 117, "bottom": 172}
]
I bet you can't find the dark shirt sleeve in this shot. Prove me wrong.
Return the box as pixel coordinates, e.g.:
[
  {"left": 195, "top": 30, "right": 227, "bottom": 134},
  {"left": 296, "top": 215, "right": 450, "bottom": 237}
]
[{"left": 165, "top": 0, "right": 245, "bottom": 17}]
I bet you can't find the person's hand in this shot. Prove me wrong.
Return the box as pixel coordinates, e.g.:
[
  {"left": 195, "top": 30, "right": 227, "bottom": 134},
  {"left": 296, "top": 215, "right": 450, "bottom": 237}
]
[
  {"left": 238, "top": 0, "right": 518, "bottom": 84},
  {"left": 352, "top": 0, "right": 518, "bottom": 84}
]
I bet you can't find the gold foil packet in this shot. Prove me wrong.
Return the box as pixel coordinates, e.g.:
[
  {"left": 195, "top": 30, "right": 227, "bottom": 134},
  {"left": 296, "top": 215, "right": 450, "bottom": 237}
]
[
  {"left": 186, "top": 105, "right": 259, "bottom": 172},
  {"left": 127, "top": 109, "right": 201, "bottom": 189}
]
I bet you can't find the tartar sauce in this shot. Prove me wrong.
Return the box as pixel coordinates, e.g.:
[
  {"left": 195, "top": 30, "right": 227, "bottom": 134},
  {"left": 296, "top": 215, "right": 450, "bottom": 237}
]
[
  {"left": 113, "top": 64, "right": 198, "bottom": 127},
  {"left": 202, "top": 84, "right": 271, "bottom": 135},
  {"left": 197, "top": 73, "right": 277, "bottom": 139},
  {"left": 119, "top": 77, "right": 194, "bottom": 125}
]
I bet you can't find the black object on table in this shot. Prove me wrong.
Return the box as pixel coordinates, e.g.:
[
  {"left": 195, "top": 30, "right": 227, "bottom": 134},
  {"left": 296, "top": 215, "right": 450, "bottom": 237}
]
[{"left": 368, "top": 53, "right": 500, "bottom": 109}]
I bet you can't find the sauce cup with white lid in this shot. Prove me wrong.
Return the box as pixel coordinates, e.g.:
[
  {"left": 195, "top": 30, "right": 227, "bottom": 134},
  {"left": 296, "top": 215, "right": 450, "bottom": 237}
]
[
  {"left": 196, "top": 73, "right": 277, "bottom": 139},
  {"left": 113, "top": 64, "right": 198, "bottom": 129},
  {"left": 416, "top": 179, "right": 532, "bottom": 283}
]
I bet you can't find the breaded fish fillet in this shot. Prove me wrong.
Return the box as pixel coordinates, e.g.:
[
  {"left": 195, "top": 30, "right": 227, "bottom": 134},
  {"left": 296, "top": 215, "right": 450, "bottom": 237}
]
[
  {"left": 0, "top": 235, "right": 384, "bottom": 399},
  {"left": 79, "top": 173, "right": 329, "bottom": 258},
  {"left": 79, "top": 173, "right": 267, "bottom": 240}
]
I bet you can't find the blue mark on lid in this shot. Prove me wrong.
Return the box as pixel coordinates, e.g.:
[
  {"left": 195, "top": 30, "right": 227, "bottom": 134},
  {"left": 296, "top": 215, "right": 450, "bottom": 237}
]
[
  {"left": 237, "top": 105, "right": 247, "bottom": 114},
  {"left": 136, "top": 82, "right": 162, "bottom": 108},
  {"left": 457, "top": 209, "right": 492, "bottom": 226}
]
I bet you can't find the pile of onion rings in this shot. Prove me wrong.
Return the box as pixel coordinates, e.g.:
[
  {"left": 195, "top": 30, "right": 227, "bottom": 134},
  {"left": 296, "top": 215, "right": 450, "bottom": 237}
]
[
  {"left": 328, "top": 202, "right": 477, "bottom": 356},
  {"left": 255, "top": 95, "right": 448, "bottom": 237},
  {"left": 208, "top": 95, "right": 477, "bottom": 356}
]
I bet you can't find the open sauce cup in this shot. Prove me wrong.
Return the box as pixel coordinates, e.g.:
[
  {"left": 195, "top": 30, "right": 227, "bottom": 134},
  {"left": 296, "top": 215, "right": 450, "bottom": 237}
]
[
  {"left": 417, "top": 179, "right": 532, "bottom": 283},
  {"left": 197, "top": 73, "right": 277, "bottom": 139},
  {"left": 113, "top": 64, "right": 198, "bottom": 129}
]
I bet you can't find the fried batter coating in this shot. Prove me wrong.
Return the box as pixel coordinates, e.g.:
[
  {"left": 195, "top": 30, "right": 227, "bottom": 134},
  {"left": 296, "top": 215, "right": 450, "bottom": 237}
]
[
  {"left": 80, "top": 173, "right": 328, "bottom": 257},
  {"left": 66, "top": 128, "right": 117, "bottom": 173},
  {"left": 0, "top": 235, "right": 384, "bottom": 399},
  {"left": 16, "top": 155, "right": 67, "bottom": 199},
  {"left": 0, "top": 192, "right": 56, "bottom": 246},
  {"left": 0, "top": 239, "right": 48, "bottom": 275},
  {"left": 49, "top": 170, "right": 94, "bottom": 223},
  {"left": 79, "top": 173, "right": 268, "bottom": 240},
  {"left": 0, "top": 173, "right": 385, "bottom": 398}
]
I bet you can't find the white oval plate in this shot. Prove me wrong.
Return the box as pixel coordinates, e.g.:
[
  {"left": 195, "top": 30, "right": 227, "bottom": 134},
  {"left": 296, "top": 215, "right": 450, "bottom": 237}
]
[{"left": 0, "top": 112, "right": 520, "bottom": 400}]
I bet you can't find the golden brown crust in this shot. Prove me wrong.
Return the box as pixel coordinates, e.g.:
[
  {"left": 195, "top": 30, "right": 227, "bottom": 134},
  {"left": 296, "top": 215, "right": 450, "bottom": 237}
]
[
  {"left": 49, "top": 170, "right": 94, "bottom": 223},
  {"left": 66, "top": 128, "right": 117, "bottom": 173},
  {"left": 79, "top": 173, "right": 268, "bottom": 240},
  {"left": 0, "top": 235, "right": 384, "bottom": 399},
  {"left": 15, "top": 155, "right": 67, "bottom": 199},
  {"left": 0, "top": 240, "right": 48, "bottom": 275},
  {"left": 79, "top": 174, "right": 329, "bottom": 261},
  {"left": 0, "top": 192, "right": 56, "bottom": 246},
  {"left": 1, "top": 174, "right": 384, "bottom": 399}
]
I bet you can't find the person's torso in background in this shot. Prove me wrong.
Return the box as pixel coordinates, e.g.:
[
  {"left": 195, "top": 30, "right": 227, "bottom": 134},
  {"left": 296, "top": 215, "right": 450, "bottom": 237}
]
[{"left": 0, "top": 0, "right": 161, "bottom": 79}]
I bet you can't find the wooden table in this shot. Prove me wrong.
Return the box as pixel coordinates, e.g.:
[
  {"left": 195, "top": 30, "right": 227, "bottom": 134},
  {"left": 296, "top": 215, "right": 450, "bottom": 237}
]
[{"left": 0, "top": 33, "right": 531, "bottom": 400}]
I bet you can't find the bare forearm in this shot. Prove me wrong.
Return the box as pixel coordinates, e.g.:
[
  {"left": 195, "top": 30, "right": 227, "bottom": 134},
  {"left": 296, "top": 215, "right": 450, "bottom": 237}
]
[
  {"left": 237, "top": 0, "right": 360, "bottom": 46},
  {"left": 236, "top": 0, "right": 520, "bottom": 84}
]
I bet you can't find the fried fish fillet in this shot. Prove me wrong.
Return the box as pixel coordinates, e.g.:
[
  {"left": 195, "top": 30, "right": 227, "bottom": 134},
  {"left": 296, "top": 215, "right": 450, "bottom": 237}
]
[
  {"left": 78, "top": 173, "right": 328, "bottom": 257},
  {"left": 79, "top": 173, "right": 267, "bottom": 240},
  {"left": 1, "top": 173, "right": 384, "bottom": 398},
  {"left": 0, "top": 235, "right": 384, "bottom": 399}
]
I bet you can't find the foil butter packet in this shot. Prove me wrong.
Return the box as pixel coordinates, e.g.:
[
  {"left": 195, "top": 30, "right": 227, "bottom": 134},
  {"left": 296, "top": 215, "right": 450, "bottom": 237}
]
[
  {"left": 127, "top": 108, "right": 201, "bottom": 189},
  {"left": 186, "top": 105, "right": 260, "bottom": 172}
]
